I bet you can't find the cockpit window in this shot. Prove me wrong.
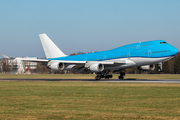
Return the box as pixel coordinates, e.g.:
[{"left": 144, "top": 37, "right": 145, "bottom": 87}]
[{"left": 160, "top": 42, "right": 167, "bottom": 44}]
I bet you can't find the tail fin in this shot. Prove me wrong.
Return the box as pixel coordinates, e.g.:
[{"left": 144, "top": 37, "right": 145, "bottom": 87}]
[
  {"left": 39, "top": 33, "right": 66, "bottom": 59},
  {"left": 2, "top": 53, "right": 10, "bottom": 58}
]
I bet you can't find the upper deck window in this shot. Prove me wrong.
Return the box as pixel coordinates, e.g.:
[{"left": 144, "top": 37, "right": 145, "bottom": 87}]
[{"left": 160, "top": 42, "right": 167, "bottom": 44}]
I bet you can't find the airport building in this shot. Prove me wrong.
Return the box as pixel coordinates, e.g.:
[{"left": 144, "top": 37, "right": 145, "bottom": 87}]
[{"left": 0, "top": 58, "right": 37, "bottom": 74}]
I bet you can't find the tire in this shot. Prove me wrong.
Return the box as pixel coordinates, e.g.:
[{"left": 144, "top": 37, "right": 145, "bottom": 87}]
[
  {"left": 109, "top": 75, "right": 113, "bottom": 78},
  {"left": 118, "top": 76, "right": 124, "bottom": 80},
  {"left": 95, "top": 76, "right": 101, "bottom": 80}
]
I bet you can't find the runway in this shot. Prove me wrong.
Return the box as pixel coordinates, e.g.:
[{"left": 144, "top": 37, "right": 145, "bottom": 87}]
[{"left": 0, "top": 78, "right": 180, "bottom": 83}]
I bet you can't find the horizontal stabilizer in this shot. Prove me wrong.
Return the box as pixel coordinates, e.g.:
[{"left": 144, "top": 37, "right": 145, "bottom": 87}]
[{"left": 18, "top": 58, "right": 49, "bottom": 63}]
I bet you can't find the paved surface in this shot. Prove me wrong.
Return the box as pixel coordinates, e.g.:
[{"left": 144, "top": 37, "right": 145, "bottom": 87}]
[{"left": 0, "top": 78, "right": 180, "bottom": 83}]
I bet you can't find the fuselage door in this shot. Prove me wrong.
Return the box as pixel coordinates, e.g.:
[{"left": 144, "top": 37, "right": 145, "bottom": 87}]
[
  {"left": 104, "top": 55, "right": 106, "bottom": 60},
  {"left": 127, "top": 52, "right": 130, "bottom": 59},
  {"left": 136, "top": 42, "right": 141, "bottom": 50},
  {"left": 148, "top": 49, "right": 151, "bottom": 57}
]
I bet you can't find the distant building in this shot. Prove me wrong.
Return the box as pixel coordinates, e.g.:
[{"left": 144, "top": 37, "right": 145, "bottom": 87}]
[{"left": 0, "top": 57, "right": 37, "bottom": 74}]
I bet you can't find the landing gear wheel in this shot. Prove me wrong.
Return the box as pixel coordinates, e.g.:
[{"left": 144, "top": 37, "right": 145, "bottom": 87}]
[
  {"left": 95, "top": 71, "right": 113, "bottom": 80},
  {"left": 95, "top": 76, "right": 101, "bottom": 80},
  {"left": 105, "top": 75, "right": 113, "bottom": 79},
  {"left": 118, "top": 76, "right": 124, "bottom": 80},
  {"left": 109, "top": 75, "right": 113, "bottom": 78},
  {"left": 118, "top": 70, "right": 125, "bottom": 80},
  {"left": 105, "top": 76, "right": 109, "bottom": 79},
  {"left": 122, "top": 72, "right": 126, "bottom": 76}
]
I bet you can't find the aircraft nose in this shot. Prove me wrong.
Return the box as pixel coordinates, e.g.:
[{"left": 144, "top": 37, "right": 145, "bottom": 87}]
[{"left": 172, "top": 47, "right": 178, "bottom": 55}]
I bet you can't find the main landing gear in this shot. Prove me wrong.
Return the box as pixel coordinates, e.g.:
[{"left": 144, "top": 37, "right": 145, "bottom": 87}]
[
  {"left": 95, "top": 72, "right": 113, "bottom": 80},
  {"left": 95, "top": 70, "right": 126, "bottom": 80},
  {"left": 118, "top": 71, "right": 126, "bottom": 80}
]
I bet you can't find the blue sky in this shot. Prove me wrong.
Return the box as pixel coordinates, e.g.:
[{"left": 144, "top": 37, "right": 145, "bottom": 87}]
[{"left": 0, "top": 0, "right": 180, "bottom": 58}]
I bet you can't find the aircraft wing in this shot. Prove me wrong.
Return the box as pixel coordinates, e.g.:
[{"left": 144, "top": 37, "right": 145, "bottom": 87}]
[
  {"left": 62, "top": 60, "right": 127, "bottom": 73},
  {"left": 20, "top": 59, "right": 128, "bottom": 72},
  {"left": 86, "top": 60, "right": 126, "bottom": 65},
  {"left": 49, "top": 60, "right": 126, "bottom": 65},
  {"left": 21, "top": 58, "right": 127, "bottom": 65},
  {"left": 20, "top": 58, "right": 49, "bottom": 63}
]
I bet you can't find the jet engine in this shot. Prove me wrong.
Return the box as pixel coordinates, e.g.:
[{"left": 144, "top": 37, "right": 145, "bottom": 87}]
[
  {"left": 89, "top": 63, "right": 104, "bottom": 72},
  {"left": 50, "top": 62, "right": 65, "bottom": 71},
  {"left": 138, "top": 64, "right": 155, "bottom": 71}
]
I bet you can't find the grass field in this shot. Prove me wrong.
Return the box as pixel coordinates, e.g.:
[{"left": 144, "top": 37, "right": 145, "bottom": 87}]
[
  {"left": 0, "top": 81, "right": 180, "bottom": 120},
  {"left": 0, "top": 74, "right": 180, "bottom": 80}
]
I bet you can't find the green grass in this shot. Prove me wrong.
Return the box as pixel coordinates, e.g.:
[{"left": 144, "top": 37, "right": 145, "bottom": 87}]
[
  {"left": 0, "top": 74, "right": 180, "bottom": 80},
  {"left": 0, "top": 82, "right": 180, "bottom": 120}
]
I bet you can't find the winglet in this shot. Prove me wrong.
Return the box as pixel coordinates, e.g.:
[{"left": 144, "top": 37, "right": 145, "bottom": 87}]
[{"left": 39, "top": 33, "right": 67, "bottom": 58}]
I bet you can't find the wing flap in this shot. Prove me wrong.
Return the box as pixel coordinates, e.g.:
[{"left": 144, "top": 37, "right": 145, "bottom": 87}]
[{"left": 51, "top": 60, "right": 86, "bottom": 64}]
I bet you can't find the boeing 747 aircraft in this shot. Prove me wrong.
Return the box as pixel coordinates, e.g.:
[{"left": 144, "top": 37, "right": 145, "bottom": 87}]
[{"left": 29, "top": 34, "right": 178, "bottom": 80}]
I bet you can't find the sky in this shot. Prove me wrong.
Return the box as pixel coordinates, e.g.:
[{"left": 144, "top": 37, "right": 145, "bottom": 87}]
[{"left": 0, "top": 0, "right": 180, "bottom": 58}]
